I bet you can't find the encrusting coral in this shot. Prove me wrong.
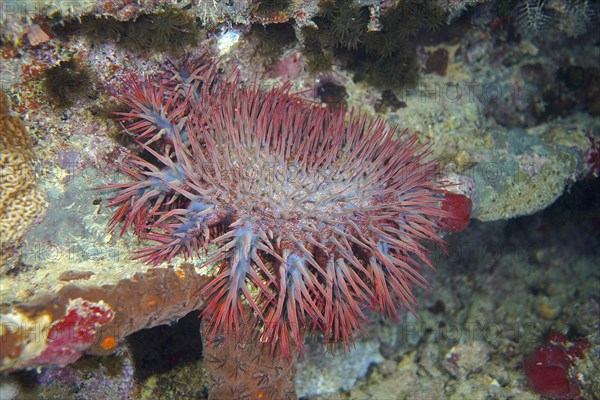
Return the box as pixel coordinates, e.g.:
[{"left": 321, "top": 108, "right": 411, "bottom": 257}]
[
  {"left": 0, "top": 92, "right": 46, "bottom": 267},
  {"left": 105, "top": 54, "right": 455, "bottom": 358}
]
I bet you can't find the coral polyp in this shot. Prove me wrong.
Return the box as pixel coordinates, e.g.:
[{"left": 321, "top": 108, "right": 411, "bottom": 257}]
[{"left": 105, "top": 56, "right": 449, "bottom": 357}]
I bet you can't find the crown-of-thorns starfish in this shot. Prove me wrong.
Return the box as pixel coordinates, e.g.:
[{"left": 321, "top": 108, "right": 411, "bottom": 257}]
[{"left": 104, "top": 55, "right": 450, "bottom": 358}]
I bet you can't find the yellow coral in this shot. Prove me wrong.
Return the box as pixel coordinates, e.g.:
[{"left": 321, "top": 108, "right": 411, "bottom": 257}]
[{"left": 0, "top": 92, "right": 46, "bottom": 257}]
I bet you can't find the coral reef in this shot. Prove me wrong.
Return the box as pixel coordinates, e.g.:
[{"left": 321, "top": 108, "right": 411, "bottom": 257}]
[
  {"left": 0, "top": 0, "right": 598, "bottom": 397},
  {"left": 0, "top": 92, "right": 46, "bottom": 268}
]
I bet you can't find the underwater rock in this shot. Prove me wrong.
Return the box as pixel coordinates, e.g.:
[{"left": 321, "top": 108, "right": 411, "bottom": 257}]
[{"left": 0, "top": 264, "right": 209, "bottom": 371}]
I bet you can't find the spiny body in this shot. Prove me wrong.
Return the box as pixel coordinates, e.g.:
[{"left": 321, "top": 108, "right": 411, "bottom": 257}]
[{"left": 105, "top": 56, "right": 448, "bottom": 357}]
